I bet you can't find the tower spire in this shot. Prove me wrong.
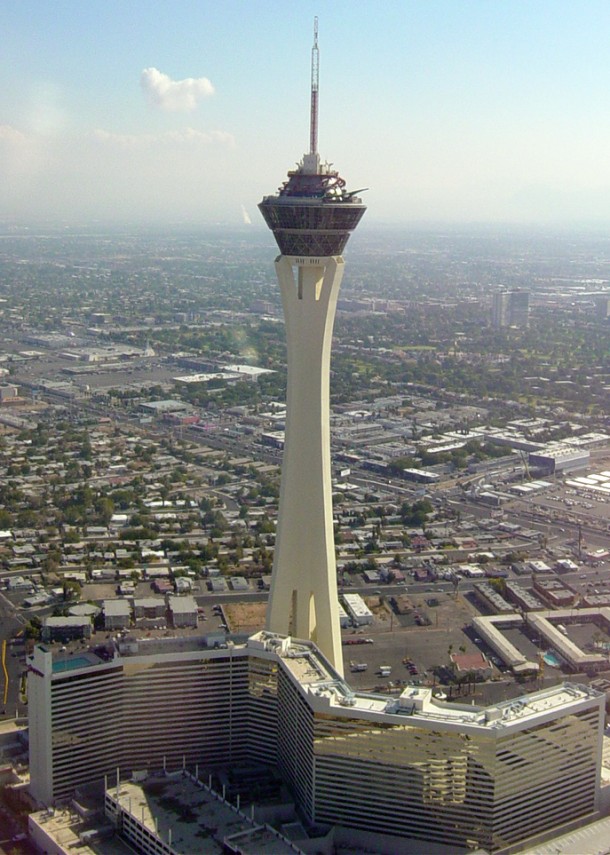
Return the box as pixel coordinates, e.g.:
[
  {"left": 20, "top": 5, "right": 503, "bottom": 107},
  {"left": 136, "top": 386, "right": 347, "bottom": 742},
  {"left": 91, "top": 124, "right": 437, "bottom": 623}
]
[{"left": 310, "top": 16, "right": 319, "bottom": 156}]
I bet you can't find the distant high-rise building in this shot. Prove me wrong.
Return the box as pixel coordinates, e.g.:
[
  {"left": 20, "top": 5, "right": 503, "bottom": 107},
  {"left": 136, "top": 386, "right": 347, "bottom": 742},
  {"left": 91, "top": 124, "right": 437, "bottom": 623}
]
[
  {"left": 509, "top": 288, "right": 530, "bottom": 327},
  {"left": 492, "top": 290, "right": 510, "bottom": 328},
  {"left": 492, "top": 289, "right": 530, "bottom": 328},
  {"left": 259, "top": 19, "right": 366, "bottom": 674}
]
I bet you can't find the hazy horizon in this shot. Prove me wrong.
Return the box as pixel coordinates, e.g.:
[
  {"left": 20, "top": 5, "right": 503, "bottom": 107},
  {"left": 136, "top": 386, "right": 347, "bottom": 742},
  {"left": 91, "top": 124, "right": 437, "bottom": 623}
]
[{"left": 3, "top": 1, "right": 610, "bottom": 227}]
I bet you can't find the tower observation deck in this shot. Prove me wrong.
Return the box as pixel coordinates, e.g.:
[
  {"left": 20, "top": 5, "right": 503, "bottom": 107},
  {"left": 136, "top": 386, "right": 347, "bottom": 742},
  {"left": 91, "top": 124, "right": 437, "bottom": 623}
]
[
  {"left": 259, "top": 18, "right": 366, "bottom": 258},
  {"left": 258, "top": 163, "right": 366, "bottom": 257},
  {"left": 259, "top": 20, "right": 366, "bottom": 674}
]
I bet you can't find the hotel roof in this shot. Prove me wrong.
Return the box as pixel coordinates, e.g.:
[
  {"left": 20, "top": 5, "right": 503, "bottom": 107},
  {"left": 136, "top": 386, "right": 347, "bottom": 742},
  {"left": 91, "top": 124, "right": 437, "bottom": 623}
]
[
  {"left": 249, "top": 632, "right": 602, "bottom": 735},
  {"left": 32, "top": 631, "right": 603, "bottom": 737}
]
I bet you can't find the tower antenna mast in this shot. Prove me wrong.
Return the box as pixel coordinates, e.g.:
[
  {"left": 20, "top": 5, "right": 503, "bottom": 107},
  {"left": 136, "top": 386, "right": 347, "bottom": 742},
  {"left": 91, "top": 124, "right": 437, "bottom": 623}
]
[{"left": 310, "top": 16, "right": 319, "bottom": 156}]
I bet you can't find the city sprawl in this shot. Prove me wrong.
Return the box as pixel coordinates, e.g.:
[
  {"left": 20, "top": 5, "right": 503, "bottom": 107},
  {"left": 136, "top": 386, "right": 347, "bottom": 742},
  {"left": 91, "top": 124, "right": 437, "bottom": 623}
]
[{"left": 1, "top": 223, "right": 610, "bottom": 853}]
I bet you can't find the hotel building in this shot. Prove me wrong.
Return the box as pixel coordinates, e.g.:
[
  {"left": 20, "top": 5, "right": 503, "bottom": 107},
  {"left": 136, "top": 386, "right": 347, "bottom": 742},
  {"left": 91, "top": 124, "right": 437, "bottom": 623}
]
[{"left": 28, "top": 634, "right": 604, "bottom": 853}]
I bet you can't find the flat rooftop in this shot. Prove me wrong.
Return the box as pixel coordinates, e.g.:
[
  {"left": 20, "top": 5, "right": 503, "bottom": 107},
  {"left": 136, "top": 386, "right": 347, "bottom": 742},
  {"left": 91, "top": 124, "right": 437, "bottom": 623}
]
[
  {"left": 29, "top": 809, "right": 132, "bottom": 855},
  {"left": 110, "top": 776, "right": 299, "bottom": 855},
  {"left": 250, "top": 633, "right": 602, "bottom": 734},
  {"left": 34, "top": 634, "right": 242, "bottom": 675},
  {"left": 33, "top": 631, "right": 603, "bottom": 737}
]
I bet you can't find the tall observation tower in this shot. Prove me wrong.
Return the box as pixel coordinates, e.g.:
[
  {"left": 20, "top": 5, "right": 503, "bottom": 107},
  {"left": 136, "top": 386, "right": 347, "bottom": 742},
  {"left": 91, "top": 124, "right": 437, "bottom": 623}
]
[{"left": 259, "top": 19, "right": 366, "bottom": 674}]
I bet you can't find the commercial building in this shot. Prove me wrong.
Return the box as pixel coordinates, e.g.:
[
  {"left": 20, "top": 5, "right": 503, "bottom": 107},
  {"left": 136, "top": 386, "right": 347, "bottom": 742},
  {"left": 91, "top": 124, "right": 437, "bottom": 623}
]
[
  {"left": 133, "top": 597, "right": 166, "bottom": 621},
  {"left": 473, "top": 582, "right": 514, "bottom": 615},
  {"left": 103, "top": 599, "right": 131, "bottom": 631},
  {"left": 337, "top": 600, "right": 349, "bottom": 628},
  {"left": 472, "top": 614, "right": 540, "bottom": 674},
  {"left": 526, "top": 609, "right": 610, "bottom": 673},
  {"left": 342, "top": 592, "right": 374, "bottom": 626},
  {"left": 28, "top": 632, "right": 604, "bottom": 853},
  {"left": 41, "top": 616, "right": 91, "bottom": 643},
  {"left": 533, "top": 578, "right": 577, "bottom": 608},
  {"left": 28, "top": 638, "right": 278, "bottom": 807},
  {"left": 168, "top": 594, "right": 198, "bottom": 628},
  {"left": 472, "top": 608, "right": 610, "bottom": 676},
  {"left": 492, "top": 289, "right": 530, "bottom": 328},
  {"left": 529, "top": 443, "right": 589, "bottom": 475},
  {"left": 505, "top": 581, "right": 545, "bottom": 612},
  {"left": 0, "top": 383, "right": 19, "bottom": 401},
  {"left": 450, "top": 650, "right": 492, "bottom": 679},
  {"left": 139, "top": 400, "right": 191, "bottom": 416},
  {"left": 104, "top": 774, "right": 298, "bottom": 855}
]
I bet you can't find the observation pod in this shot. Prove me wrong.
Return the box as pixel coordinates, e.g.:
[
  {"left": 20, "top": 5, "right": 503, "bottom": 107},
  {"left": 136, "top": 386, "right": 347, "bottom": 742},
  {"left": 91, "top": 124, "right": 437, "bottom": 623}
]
[{"left": 259, "top": 157, "right": 366, "bottom": 257}]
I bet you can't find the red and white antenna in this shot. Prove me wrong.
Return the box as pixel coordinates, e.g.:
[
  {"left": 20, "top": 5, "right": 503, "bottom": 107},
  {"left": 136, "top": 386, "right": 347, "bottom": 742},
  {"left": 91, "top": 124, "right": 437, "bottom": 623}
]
[{"left": 309, "top": 16, "right": 319, "bottom": 156}]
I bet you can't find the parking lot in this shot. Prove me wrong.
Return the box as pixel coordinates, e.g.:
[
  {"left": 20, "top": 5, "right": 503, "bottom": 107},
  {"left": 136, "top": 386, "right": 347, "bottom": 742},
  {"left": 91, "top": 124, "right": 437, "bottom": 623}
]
[{"left": 341, "top": 591, "right": 490, "bottom": 690}]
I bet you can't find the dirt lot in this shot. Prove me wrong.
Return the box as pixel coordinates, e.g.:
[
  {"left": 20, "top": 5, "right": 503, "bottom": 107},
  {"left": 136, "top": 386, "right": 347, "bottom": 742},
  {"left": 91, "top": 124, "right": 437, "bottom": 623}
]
[{"left": 224, "top": 601, "right": 266, "bottom": 634}]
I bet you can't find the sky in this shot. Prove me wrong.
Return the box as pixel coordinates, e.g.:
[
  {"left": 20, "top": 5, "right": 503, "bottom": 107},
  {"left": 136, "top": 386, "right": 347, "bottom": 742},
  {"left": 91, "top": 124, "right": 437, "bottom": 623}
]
[{"left": 2, "top": 0, "right": 610, "bottom": 227}]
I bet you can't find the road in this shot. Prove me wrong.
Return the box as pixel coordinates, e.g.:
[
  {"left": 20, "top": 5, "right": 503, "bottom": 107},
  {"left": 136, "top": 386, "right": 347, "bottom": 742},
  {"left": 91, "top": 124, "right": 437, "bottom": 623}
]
[{"left": 0, "top": 588, "right": 27, "bottom": 717}]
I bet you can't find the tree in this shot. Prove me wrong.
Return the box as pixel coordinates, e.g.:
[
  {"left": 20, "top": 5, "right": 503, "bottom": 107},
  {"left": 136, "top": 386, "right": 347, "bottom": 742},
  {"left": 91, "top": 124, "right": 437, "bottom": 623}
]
[
  {"left": 95, "top": 496, "right": 114, "bottom": 525},
  {"left": 63, "top": 580, "right": 81, "bottom": 601},
  {"left": 25, "top": 616, "right": 42, "bottom": 640},
  {"left": 488, "top": 577, "right": 507, "bottom": 596}
]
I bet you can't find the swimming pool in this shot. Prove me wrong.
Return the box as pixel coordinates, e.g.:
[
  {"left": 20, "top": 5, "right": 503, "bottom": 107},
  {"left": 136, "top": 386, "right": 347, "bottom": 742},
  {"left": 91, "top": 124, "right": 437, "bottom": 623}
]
[
  {"left": 52, "top": 656, "right": 92, "bottom": 673},
  {"left": 543, "top": 651, "right": 562, "bottom": 668}
]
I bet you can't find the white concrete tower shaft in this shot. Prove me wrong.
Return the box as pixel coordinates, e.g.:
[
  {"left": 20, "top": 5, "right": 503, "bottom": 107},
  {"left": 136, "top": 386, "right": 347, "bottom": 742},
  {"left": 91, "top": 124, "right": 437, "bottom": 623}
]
[
  {"left": 258, "top": 20, "right": 366, "bottom": 674},
  {"left": 265, "top": 254, "right": 344, "bottom": 673}
]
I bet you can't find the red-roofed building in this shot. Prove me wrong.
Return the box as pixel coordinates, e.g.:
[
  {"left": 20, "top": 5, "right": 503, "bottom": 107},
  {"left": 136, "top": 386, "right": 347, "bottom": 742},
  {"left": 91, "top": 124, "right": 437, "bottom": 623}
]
[{"left": 450, "top": 651, "right": 492, "bottom": 679}]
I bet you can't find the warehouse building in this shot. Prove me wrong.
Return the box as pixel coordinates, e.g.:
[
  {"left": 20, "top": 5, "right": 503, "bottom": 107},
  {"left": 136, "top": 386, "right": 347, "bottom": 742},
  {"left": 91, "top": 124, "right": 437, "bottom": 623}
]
[
  {"left": 342, "top": 593, "right": 374, "bottom": 626},
  {"left": 529, "top": 444, "right": 589, "bottom": 475}
]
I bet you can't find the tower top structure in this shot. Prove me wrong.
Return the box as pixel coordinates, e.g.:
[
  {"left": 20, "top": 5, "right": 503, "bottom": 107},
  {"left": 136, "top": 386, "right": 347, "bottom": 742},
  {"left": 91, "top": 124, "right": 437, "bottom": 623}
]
[
  {"left": 259, "top": 18, "right": 366, "bottom": 258},
  {"left": 309, "top": 16, "right": 319, "bottom": 161}
]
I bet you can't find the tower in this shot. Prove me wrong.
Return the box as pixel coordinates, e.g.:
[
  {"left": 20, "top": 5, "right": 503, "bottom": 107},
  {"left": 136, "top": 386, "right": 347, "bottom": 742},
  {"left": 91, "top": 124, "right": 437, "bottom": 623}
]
[
  {"left": 259, "top": 19, "right": 366, "bottom": 673},
  {"left": 508, "top": 288, "right": 530, "bottom": 327},
  {"left": 491, "top": 290, "right": 510, "bottom": 328},
  {"left": 492, "top": 288, "right": 530, "bottom": 328}
]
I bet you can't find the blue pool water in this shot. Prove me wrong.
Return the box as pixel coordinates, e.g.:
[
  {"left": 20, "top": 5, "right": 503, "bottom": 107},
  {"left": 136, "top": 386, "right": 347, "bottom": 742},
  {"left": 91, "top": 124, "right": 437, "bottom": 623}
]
[
  {"left": 543, "top": 651, "right": 562, "bottom": 668},
  {"left": 52, "top": 656, "right": 92, "bottom": 673}
]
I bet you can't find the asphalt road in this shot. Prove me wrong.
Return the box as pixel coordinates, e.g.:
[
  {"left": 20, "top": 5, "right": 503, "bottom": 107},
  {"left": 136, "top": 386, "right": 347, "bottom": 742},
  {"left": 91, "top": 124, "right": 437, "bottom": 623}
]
[{"left": 0, "top": 589, "right": 27, "bottom": 717}]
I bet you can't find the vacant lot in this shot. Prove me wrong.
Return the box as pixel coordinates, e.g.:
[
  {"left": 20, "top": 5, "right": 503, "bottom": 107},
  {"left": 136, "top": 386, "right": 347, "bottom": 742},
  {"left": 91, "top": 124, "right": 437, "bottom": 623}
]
[{"left": 224, "top": 601, "right": 266, "bottom": 634}]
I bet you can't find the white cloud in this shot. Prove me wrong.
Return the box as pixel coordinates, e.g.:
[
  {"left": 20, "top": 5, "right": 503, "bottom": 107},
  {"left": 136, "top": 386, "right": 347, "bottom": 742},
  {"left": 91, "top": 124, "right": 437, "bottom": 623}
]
[
  {"left": 91, "top": 127, "right": 235, "bottom": 148},
  {"left": 166, "top": 128, "right": 234, "bottom": 146},
  {"left": 141, "top": 67, "right": 214, "bottom": 112}
]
